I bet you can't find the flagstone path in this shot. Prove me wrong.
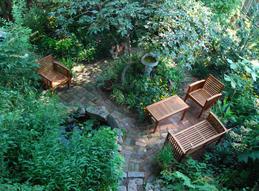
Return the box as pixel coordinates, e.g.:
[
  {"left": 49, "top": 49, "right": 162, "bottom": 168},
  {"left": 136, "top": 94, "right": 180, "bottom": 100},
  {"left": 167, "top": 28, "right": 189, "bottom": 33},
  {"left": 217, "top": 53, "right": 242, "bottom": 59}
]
[{"left": 57, "top": 61, "right": 202, "bottom": 191}]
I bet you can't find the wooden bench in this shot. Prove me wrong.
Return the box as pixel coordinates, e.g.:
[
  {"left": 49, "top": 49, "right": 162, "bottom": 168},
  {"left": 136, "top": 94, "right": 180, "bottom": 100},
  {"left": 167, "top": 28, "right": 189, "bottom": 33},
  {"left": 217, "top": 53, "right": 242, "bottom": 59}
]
[
  {"left": 38, "top": 55, "right": 71, "bottom": 92},
  {"left": 184, "top": 74, "right": 224, "bottom": 117},
  {"left": 165, "top": 112, "right": 229, "bottom": 161}
]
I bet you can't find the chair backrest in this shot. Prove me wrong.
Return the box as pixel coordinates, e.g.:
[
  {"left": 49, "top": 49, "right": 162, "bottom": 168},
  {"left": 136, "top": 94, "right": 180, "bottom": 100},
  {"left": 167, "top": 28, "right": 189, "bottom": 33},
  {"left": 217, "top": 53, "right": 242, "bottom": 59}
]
[
  {"left": 207, "top": 112, "right": 226, "bottom": 133},
  {"left": 203, "top": 75, "right": 224, "bottom": 96},
  {"left": 38, "top": 55, "right": 54, "bottom": 74}
]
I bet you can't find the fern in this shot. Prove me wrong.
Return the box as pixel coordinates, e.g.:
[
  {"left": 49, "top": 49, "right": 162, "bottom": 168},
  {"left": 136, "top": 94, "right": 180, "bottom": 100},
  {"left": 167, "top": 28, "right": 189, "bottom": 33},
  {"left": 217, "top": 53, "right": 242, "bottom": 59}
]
[{"left": 12, "top": 0, "right": 26, "bottom": 25}]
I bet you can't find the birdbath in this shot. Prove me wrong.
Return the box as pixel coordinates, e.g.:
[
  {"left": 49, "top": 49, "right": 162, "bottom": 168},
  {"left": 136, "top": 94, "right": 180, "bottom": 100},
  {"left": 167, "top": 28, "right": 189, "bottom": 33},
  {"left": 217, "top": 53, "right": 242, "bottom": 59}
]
[{"left": 141, "top": 53, "right": 159, "bottom": 77}]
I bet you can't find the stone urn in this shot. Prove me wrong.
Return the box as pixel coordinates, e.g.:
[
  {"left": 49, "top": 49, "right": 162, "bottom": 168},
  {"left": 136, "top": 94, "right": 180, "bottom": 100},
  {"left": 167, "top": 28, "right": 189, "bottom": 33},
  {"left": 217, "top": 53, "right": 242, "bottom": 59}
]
[{"left": 141, "top": 53, "right": 159, "bottom": 77}]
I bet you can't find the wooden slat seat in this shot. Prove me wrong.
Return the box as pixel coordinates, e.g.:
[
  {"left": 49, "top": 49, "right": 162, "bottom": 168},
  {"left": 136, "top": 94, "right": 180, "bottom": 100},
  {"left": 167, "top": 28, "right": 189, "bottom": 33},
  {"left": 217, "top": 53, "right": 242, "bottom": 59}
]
[
  {"left": 189, "top": 89, "right": 211, "bottom": 106},
  {"left": 38, "top": 55, "right": 71, "bottom": 92},
  {"left": 184, "top": 74, "right": 224, "bottom": 117},
  {"left": 165, "top": 112, "right": 229, "bottom": 161},
  {"left": 146, "top": 95, "right": 189, "bottom": 132},
  {"left": 174, "top": 120, "right": 218, "bottom": 151}
]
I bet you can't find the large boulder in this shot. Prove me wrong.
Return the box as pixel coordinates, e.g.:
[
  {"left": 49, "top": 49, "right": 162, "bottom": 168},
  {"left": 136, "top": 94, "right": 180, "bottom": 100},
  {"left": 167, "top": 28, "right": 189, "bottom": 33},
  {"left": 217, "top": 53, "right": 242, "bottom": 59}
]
[{"left": 85, "top": 105, "right": 109, "bottom": 122}]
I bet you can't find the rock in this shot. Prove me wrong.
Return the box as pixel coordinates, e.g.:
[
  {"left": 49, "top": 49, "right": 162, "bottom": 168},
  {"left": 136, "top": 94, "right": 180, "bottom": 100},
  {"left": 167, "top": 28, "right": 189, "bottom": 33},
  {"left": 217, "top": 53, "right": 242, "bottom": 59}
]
[
  {"left": 107, "top": 114, "right": 120, "bottom": 128},
  {"left": 118, "top": 186, "right": 127, "bottom": 191},
  {"left": 73, "top": 107, "right": 86, "bottom": 119},
  {"left": 118, "top": 145, "right": 123, "bottom": 152},
  {"left": 77, "top": 106, "right": 86, "bottom": 115},
  {"left": 117, "top": 129, "right": 124, "bottom": 144},
  {"left": 133, "top": 178, "right": 144, "bottom": 185},
  {"left": 85, "top": 105, "right": 109, "bottom": 121},
  {"left": 127, "top": 172, "right": 145, "bottom": 178},
  {"left": 128, "top": 180, "right": 137, "bottom": 191},
  {"left": 145, "top": 182, "right": 161, "bottom": 191},
  {"left": 135, "top": 141, "right": 147, "bottom": 147}
]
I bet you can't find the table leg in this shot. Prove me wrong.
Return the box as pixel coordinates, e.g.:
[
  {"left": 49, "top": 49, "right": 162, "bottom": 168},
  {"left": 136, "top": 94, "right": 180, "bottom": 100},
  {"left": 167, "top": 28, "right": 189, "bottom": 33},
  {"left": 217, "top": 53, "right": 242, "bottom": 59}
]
[
  {"left": 153, "top": 120, "right": 159, "bottom": 133},
  {"left": 181, "top": 110, "right": 187, "bottom": 120}
]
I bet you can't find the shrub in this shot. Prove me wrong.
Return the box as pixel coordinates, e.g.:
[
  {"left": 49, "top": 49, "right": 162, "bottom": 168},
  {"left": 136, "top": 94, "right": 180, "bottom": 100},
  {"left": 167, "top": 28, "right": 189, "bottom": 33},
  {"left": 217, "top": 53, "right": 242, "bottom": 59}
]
[
  {"left": 0, "top": 23, "right": 39, "bottom": 89},
  {"left": 139, "top": 0, "right": 215, "bottom": 69},
  {"left": 0, "top": 14, "right": 123, "bottom": 190},
  {"left": 0, "top": 89, "right": 123, "bottom": 190},
  {"left": 159, "top": 158, "right": 219, "bottom": 190},
  {"left": 201, "top": 0, "right": 243, "bottom": 24},
  {"left": 98, "top": 54, "right": 183, "bottom": 118},
  {"left": 156, "top": 144, "right": 175, "bottom": 170},
  {"left": 26, "top": 127, "right": 123, "bottom": 191}
]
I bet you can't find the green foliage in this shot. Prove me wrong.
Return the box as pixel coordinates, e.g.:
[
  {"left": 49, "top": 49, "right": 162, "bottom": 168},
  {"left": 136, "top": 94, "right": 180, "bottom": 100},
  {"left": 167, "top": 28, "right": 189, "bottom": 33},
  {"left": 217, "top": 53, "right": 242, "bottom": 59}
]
[
  {"left": 23, "top": 5, "right": 49, "bottom": 35},
  {"left": 0, "top": 23, "right": 39, "bottom": 89},
  {"left": 0, "top": 183, "right": 45, "bottom": 191},
  {"left": 27, "top": 127, "right": 123, "bottom": 191},
  {"left": 0, "top": 89, "right": 66, "bottom": 181},
  {"left": 52, "top": 0, "right": 145, "bottom": 38},
  {"left": 98, "top": 54, "right": 183, "bottom": 118},
  {"left": 192, "top": 13, "right": 258, "bottom": 79},
  {"left": 139, "top": 0, "right": 215, "bottom": 69},
  {"left": 77, "top": 43, "right": 97, "bottom": 63},
  {"left": 0, "top": 89, "right": 123, "bottom": 190},
  {"left": 201, "top": 0, "right": 243, "bottom": 24},
  {"left": 12, "top": 0, "right": 26, "bottom": 25},
  {"left": 156, "top": 144, "right": 175, "bottom": 170},
  {"left": 212, "top": 98, "right": 236, "bottom": 126},
  {"left": 0, "top": 15, "right": 123, "bottom": 191},
  {"left": 159, "top": 158, "right": 220, "bottom": 190},
  {"left": 38, "top": 35, "right": 81, "bottom": 58},
  {"left": 60, "top": 57, "right": 74, "bottom": 72}
]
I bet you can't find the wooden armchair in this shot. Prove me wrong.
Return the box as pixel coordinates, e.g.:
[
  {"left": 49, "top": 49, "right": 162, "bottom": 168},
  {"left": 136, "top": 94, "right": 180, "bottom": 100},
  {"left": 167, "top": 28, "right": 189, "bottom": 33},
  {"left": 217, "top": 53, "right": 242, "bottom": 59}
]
[
  {"left": 166, "top": 112, "right": 229, "bottom": 161},
  {"left": 184, "top": 74, "right": 224, "bottom": 117},
  {"left": 38, "top": 55, "right": 72, "bottom": 92}
]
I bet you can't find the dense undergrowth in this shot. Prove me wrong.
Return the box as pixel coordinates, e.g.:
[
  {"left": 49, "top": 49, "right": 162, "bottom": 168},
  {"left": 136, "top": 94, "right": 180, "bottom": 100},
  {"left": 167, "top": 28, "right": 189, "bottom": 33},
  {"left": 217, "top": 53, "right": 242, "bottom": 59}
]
[
  {"left": 0, "top": 0, "right": 258, "bottom": 190},
  {"left": 0, "top": 2, "right": 123, "bottom": 190}
]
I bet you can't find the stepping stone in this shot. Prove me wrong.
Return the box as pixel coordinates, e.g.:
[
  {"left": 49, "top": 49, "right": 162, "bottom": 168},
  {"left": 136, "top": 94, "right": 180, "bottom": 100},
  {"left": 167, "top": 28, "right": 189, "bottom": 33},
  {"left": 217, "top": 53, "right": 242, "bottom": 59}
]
[
  {"left": 118, "top": 186, "right": 126, "bottom": 191},
  {"left": 128, "top": 171, "right": 145, "bottom": 178},
  {"left": 128, "top": 180, "right": 137, "bottom": 191}
]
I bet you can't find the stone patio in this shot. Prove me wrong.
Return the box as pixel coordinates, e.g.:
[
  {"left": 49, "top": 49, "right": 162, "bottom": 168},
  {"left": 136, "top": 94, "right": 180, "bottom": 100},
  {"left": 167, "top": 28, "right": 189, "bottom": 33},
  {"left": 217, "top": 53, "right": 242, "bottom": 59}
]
[{"left": 57, "top": 61, "right": 204, "bottom": 191}]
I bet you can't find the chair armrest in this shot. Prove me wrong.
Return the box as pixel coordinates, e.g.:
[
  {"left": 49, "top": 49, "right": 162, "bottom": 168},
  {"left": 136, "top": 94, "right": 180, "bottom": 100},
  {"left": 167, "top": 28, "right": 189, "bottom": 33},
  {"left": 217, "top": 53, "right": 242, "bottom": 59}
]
[
  {"left": 204, "top": 93, "right": 222, "bottom": 110},
  {"left": 53, "top": 61, "right": 71, "bottom": 78},
  {"left": 187, "top": 80, "right": 205, "bottom": 94},
  {"left": 38, "top": 72, "right": 53, "bottom": 87}
]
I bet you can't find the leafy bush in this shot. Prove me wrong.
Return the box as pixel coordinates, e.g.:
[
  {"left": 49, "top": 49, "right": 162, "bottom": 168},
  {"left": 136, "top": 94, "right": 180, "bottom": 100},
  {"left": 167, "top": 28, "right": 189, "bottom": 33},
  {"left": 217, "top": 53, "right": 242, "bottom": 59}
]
[
  {"left": 139, "top": 0, "right": 215, "bottom": 69},
  {"left": 0, "top": 23, "right": 39, "bottom": 89},
  {"left": 201, "top": 0, "right": 243, "bottom": 24},
  {"left": 27, "top": 127, "right": 123, "bottom": 191},
  {"left": 98, "top": 54, "right": 183, "bottom": 118},
  {"left": 159, "top": 158, "right": 219, "bottom": 190},
  {"left": 0, "top": 15, "right": 123, "bottom": 191},
  {"left": 156, "top": 144, "right": 175, "bottom": 170},
  {"left": 77, "top": 43, "right": 97, "bottom": 63},
  {"left": 52, "top": 0, "right": 145, "bottom": 38},
  {"left": 0, "top": 89, "right": 123, "bottom": 190}
]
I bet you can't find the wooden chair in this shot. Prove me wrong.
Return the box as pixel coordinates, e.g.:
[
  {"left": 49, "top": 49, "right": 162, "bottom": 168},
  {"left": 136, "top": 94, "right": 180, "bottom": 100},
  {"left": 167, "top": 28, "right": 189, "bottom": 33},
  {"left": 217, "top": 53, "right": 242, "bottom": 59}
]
[
  {"left": 38, "top": 55, "right": 72, "bottom": 92},
  {"left": 165, "top": 112, "right": 229, "bottom": 161},
  {"left": 184, "top": 74, "right": 224, "bottom": 117}
]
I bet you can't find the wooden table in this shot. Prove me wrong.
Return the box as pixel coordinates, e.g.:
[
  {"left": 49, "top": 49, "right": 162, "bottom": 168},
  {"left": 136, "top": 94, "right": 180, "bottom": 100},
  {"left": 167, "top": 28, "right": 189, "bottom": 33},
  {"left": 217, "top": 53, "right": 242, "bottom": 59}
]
[{"left": 146, "top": 95, "right": 189, "bottom": 132}]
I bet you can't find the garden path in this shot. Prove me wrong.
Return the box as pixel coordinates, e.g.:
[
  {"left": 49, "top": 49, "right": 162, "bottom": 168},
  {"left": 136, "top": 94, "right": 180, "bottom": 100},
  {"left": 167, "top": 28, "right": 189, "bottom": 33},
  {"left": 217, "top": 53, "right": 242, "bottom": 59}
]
[{"left": 57, "top": 61, "right": 202, "bottom": 191}]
